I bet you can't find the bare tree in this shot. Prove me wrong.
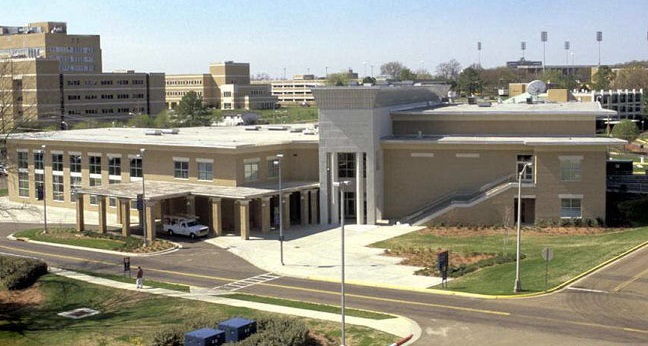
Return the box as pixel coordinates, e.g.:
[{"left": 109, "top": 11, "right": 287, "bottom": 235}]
[{"left": 435, "top": 59, "right": 462, "bottom": 81}]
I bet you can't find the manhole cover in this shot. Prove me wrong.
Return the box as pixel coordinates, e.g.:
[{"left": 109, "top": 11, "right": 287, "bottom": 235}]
[{"left": 58, "top": 308, "right": 100, "bottom": 319}]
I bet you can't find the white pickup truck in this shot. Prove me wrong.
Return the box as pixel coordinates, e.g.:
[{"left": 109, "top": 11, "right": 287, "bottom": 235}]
[{"left": 162, "top": 216, "right": 209, "bottom": 239}]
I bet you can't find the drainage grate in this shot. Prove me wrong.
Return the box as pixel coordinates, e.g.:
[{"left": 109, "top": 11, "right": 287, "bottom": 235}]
[{"left": 58, "top": 308, "right": 100, "bottom": 319}]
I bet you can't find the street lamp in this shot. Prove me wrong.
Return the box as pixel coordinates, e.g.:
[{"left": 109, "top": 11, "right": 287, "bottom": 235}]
[
  {"left": 274, "top": 154, "right": 284, "bottom": 265},
  {"left": 41, "top": 145, "right": 47, "bottom": 234},
  {"left": 139, "top": 148, "right": 147, "bottom": 247},
  {"left": 333, "top": 180, "right": 351, "bottom": 346},
  {"left": 514, "top": 162, "right": 533, "bottom": 293}
]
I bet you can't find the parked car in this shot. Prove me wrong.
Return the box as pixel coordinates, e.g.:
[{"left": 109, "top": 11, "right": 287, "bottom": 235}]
[{"left": 162, "top": 215, "right": 209, "bottom": 239}]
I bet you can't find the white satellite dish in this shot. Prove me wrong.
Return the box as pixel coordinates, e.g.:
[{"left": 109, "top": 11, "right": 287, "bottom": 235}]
[{"left": 527, "top": 80, "right": 547, "bottom": 96}]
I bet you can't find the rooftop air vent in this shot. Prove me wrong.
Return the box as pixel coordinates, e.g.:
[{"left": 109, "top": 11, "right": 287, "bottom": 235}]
[
  {"left": 245, "top": 126, "right": 261, "bottom": 131},
  {"left": 290, "top": 127, "right": 305, "bottom": 133},
  {"left": 268, "top": 126, "right": 289, "bottom": 131},
  {"left": 478, "top": 102, "right": 492, "bottom": 107},
  {"left": 161, "top": 128, "right": 179, "bottom": 134},
  {"left": 144, "top": 129, "right": 162, "bottom": 136}
]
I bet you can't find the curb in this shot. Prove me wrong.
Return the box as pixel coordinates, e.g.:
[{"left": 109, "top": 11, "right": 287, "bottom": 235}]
[{"left": 7, "top": 232, "right": 183, "bottom": 257}]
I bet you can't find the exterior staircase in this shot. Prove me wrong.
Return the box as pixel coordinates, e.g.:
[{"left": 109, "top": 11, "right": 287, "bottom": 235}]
[{"left": 400, "top": 173, "right": 522, "bottom": 226}]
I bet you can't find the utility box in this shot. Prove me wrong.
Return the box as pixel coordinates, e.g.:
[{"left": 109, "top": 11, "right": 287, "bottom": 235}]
[
  {"left": 218, "top": 317, "right": 257, "bottom": 342},
  {"left": 184, "top": 328, "right": 225, "bottom": 346}
]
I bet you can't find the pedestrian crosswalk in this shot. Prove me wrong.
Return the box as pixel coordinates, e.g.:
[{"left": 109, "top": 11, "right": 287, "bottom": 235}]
[{"left": 214, "top": 273, "right": 281, "bottom": 292}]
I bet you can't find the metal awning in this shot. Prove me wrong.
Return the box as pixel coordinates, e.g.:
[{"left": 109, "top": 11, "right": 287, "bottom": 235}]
[{"left": 76, "top": 180, "right": 319, "bottom": 201}]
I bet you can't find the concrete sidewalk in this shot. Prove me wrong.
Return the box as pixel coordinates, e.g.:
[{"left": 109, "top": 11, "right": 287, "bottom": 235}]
[{"left": 51, "top": 268, "right": 420, "bottom": 343}]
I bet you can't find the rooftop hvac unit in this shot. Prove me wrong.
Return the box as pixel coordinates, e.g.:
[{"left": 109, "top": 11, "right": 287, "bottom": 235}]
[
  {"left": 245, "top": 125, "right": 261, "bottom": 131},
  {"left": 268, "top": 125, "right": 289, "bottom": 131},
  {"left": 161, "top": 128, "right": 179, "bottom": 134},
  {"left": 144, "top": 129, "right": 162, "bottom": 136}
]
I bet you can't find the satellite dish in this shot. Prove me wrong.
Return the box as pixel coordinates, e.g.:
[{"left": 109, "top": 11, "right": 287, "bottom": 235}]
[{"left": 527, "top": 80, "right": 546, "bottom": 96}]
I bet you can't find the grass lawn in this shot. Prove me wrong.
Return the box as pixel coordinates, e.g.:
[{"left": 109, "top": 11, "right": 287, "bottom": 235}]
[
  {"left": 73, "top": 269, "right": 190, "bottom": 292},
  {"left": 14, "top": 228, "right": 174, "bottom": 253},
  {"left": 372, "top": 226, "right": 648, "bottom": 295},
  {"left": 0, "top": 274, "right": 396, "bottom": 346},
  {"left": 223, "top": 293, "right": 393, "bottom": 320}
]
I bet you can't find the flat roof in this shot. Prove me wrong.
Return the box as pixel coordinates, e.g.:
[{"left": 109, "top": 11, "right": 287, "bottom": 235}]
[
  {"left": 382, "top": 134, "right": 627, "bottom": 146},
  {"left": 9, "top": 125, "right": 319, "bottom": 149},
  {"left": 393, "top": 101, "right": 617, "bottom": 117}
]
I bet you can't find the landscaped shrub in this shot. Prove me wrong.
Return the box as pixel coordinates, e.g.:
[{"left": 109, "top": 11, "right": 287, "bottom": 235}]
[
  {"left": 226, "top": 316, "right": 310, "bottom": 346},
  {"left": 150, "top": 326, "right": 183, "bottom": 346},
  {"left": 0, "top": 255, "right": 48, "bottom": 290}
]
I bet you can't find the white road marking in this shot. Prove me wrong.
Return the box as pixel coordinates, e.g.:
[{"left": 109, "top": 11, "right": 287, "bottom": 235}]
[
  {"left": 567, "top": 287, "right": 608, "bottom": 294},
  {"left": 214, "top": 273, "right": 281, "bottom": 292}
]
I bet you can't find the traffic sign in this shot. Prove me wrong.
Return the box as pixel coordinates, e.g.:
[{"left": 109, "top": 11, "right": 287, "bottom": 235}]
[{"left": 542, "top": 247, "right": 553, "bottom": 261}]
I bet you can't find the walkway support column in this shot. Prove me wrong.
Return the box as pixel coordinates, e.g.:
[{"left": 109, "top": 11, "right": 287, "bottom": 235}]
[
  {"left": 97, "top": 196, "right": 107, "bottom": 234},
  {"left": 300, "top": 190, "right": 309, "bottom": 226},
  {"left": 210, "top": 197, "right": 222, "bottom": 236},
  {"left": 261, "top": 197, "right": 271, "bottom": 233},
  {"left": 186, "top": 195, "right": 196, "bottom": 215},
  {"left": 145, "top": 200, "right": 156, "bottom": 243},
  {"left": 309, "top": 189, "right": 318, "bottom": 225},
  {"left": 282, "top": 192, "right": 291, "bottom": 230},
  {"left": 356, "top": 152, "right": 365, "bottom": 224},
  {"left": 119, "top": 198, "right": 131, "bottom": 237},
  {"left": 75, "top": 193, "right": 85, "bottom": 232},
  {"left": 238, "top": 200, "right": 250, "bottom": 240},
  {"left": 330, "top": 152, "right": 339, "bottom": 223}
]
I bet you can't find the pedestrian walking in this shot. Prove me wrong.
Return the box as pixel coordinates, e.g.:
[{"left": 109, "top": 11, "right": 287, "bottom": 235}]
[{"left": 136, "top": 266, "right": 144, "bottom": 289}]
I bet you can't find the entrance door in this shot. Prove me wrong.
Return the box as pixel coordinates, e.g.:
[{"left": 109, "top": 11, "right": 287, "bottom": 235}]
[{"left": 514, "top": 198, "right": 536, "bottom": 225}]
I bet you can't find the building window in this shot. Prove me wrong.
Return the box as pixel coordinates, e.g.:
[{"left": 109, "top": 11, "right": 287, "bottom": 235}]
[
  {"left": 174, "top": 160, "right": 189, "bottom": 179},
  {"left": 52, "top": 154, "right": 64, "bottom": 172},
  {"left": 244, "top": 159, "right": 260, "bottom": 182},
  {"left": 18, "top": 171, "right": 29, "bottom": 197},
  {"left": 109, "top": 179, "right": 119, "bottom": 207},
  {"left": 89, "top": 156, "right": 101, "bottom": 174},
  {"left": 52, "top": 175, "right": 64, "bottom": 201},
  {"left": 89, "top": 177, "right": 100, "bottom": 205},
  {"left": 338, "top": 153, "right": 356, "bottom": 178},
  {"left": 267, "top": 159, "right": 279, "bottom": 179},
  {"left": 560, "top": 157, "right": 582, "bottom": 181},
  {"left": 560, "top": 198, "right": 582, "bottom": 218},
  {"left": 223, "top": 91, "right": 232, "bottom": 97},
  {"left": 33, "top": 151, "right": 44, "bottom": 170},
  {"left": 18, "top": 151, "right": 28, "bottom": 169},
  {"left": 516, "top": 155, "right": 533, "bottom": 182},
  {"left": 108, "top": 157, "right": 121, "bottom": 176},
  {"left": 197, "top": 161, "right": 213, "bottom": 181},
  {"left": 70, "top": 154, "right": 82, "bottom": 173},
  {"left": 130, "top": 157, "right": 142, "bottom": 178},
  {"left": 70, "top": 176, "right": 82, "bottom": 202},
  {"left": 223, "top": 103, "right": 232, "bottom": 110}
]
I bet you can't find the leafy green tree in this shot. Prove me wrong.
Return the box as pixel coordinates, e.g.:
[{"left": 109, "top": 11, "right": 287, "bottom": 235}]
[
  {"left": 126, "top": 114, "right": 155, "bottom": 128},
  {"left": 175, "top": 91, "right": 210, "bottom": 126},
  {"left": 399, "top": 68, "right": 417, "bottom": 81},
  {"left": 457, "top": 65, "right": 483, "bottom": 95},
  {"left": 592, "top": 65, "right": 615, "bottom": 90},
  {"left": 414, "top": 69, "right": 433, "bottom": 80},
  {"left": 361, "top": 76, "right": 376, "bottom": 85},
  {"left": 326, "top": 73, "right": 350, "bottom": 86},
  {"left": 380, "top": 61, "right": 405, "bottom": 80},
  {"left": 540, "top": 70, "right": 578, "bottom": 90},
  {"left": 611, "top": 119, "right": 640, "bottom": 142}
]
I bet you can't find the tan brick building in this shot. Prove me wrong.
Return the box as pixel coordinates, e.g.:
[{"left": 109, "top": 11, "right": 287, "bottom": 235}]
[
  {"left": 5, "top": 86, "right": 625, "bottom": 242},
  {"left": 165, "top": 62, "right": 276, "bottom": 110}
]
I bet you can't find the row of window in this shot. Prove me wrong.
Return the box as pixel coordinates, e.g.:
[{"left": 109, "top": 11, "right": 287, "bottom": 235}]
[
  {"left": 18, "top": 151, "right": 142, "bottom": 178},
  {"left": 66, "top": 107, "right": 145, "bottom": 115},
  {"left": 61, "top": 64, "right": 94, "bottom": 72},
  {"left": 166, "top": 80, "right": 203, "bottom": 86},
  {"left": 48, "top": 46, "right": 95, "bottom": 54}
]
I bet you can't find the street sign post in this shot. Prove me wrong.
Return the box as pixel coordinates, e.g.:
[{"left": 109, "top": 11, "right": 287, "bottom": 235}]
[{"left": 542, "top": 248, "right": 553, "bottom": 291}]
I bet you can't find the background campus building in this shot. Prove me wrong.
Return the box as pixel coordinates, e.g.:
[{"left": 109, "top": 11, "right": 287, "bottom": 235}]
[
  {"left": 165, "top": 61, "right": 277, "bottom": 111},
  {"left": 0, "top": 21, "right": 165, "bottom": 129}
]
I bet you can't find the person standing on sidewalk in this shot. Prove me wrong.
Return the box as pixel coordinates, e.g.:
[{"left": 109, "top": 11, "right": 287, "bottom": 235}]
[{"left": 136, "top": 266, "right": 144, "bottom": 289}]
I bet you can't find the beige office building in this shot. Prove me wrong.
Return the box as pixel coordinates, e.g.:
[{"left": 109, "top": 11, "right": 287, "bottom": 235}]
[
  {"left": 6, "top": 86, "right": 624, "bottom": 243},
  {"left": 165, "top": 61, "right": 276, "bottom": 110}
]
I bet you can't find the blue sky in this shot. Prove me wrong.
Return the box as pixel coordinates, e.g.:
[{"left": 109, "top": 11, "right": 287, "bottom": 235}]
[{"left": 3, "top": 0, "right": 647, "bottom": 77}]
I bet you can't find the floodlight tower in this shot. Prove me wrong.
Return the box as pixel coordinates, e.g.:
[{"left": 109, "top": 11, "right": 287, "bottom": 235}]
[
  {"left": 541, "top": 31, "right": 548, "bottom": 73},
  {"left": 596, "top": 31, "right": 603, "bottom": 67},
  {"left": 564, "top": 41, "right": 570, "bottom": 65},
  {"left": 477, "top": 41, "right": 482, "bottom": 67},
  {"left": 521, "top": 41, "right": 526, "bottom": 59}
]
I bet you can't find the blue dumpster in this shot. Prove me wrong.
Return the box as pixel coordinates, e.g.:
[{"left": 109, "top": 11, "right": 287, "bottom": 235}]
[
  {"left": 184, "top": 327, "right": 225, "bottom": 346},
  {"left": 218, "top": 317, "right": 257, "bottom": 342}
]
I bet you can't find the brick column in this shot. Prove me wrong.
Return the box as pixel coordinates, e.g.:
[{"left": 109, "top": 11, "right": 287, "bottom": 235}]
[
  {"left": 210, "top": 197, "right": 222, "bottom": 236},
  {"left": 310, "top": 189, "right": 318, "bottom": 225},
  {"left": 97, "top": 196, "right": 107, "bottom": 234},
  {"left": 300, "top": 190, "right": 309, "bottom": 225},
  {"left": 145, "top": 200, "right": 157, "bottom": 243},
  {"left": 75, "top": 193, "right": 85, "bottom": 232},
  {"left": 119, "top": 198, "right": 131, "bottom": 237},
  {"left": 238, "top": 200, "right": 250, "bottom": 240},
  {"left": 261, "top": 197, "right": 271, "bottom": 233},
  {"left": 186, "top": 195, "right": 196, "bottom": 215}
]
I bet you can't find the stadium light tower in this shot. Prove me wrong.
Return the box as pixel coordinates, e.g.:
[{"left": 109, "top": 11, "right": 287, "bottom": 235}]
[
  {"left": 541, "top": 31, "right": 548, "bottom": 73},
  {"left": 596, "top": 31, "right": 603, "bottom": 67}
]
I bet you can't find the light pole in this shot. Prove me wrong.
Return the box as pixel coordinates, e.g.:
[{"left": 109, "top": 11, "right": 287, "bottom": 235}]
[
  {"left": 596, "top": 31, "right": 603, "bottom": 68},
  {"left": 274, "top": 154, "right": 284, "bottom": 265},
  {"left": 333, "top": 180, "right": 350, "bottom": 346},
  {"left": 514, "top": 162, "right": 533, "bottom": 293},
  {"left": 139, "top": 148, "right": 147, "bottom": 247},
  {"left": 41, "top": 145, "right": 47, "bottom": 233},
  {"left": 325, "top": 66, "right": 328, "bottom": 79},
  {"left": 541, "top": 31, "right": 548, "bottom": 73}
]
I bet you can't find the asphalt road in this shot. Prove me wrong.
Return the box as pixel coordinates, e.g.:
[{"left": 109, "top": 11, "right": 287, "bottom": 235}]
[{"left": 1, "top": 222, "right": 647, "bottom": 345}]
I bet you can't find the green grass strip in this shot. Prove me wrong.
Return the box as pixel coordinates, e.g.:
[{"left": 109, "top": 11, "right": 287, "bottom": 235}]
[
  {"left": 71, "top": 269, "right": 190, "bottom": 292},
  {"left": 223, "top": 293, "right": 393, "bottom": 320}
]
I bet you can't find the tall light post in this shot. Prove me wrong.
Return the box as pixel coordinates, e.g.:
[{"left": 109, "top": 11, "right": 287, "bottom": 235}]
[
  {"left": 596, "top": 31, "right": 603, "bottom": 67},
  {"left": 541, "top": 31, "right": 548, "bottom": 73},
  {"left": 139, "top": 148, "right": 147, "bottom": 247},
  {"left": 477, "top": 41, "right": 482, "bottom": 67},
  {"left": 564, "top": 41, "right": 570, "bottom": 65},
  {"left": 274, "top": 154, "right": 284, "bottom": 265},
  {"left": 41, "top": 145, "right": 47, "bottom": 233},
  {"left": 325, "top": 66, "right": 328, "bottom": 79},
  {"left": 514, "top": 162, "right": 533, "bottom": 293},
  {"left": 521, "top": 41, "right": 526, "bottom": 59},
  {"left": 333, "top": 180, "right": 350, "bottom": 346}
]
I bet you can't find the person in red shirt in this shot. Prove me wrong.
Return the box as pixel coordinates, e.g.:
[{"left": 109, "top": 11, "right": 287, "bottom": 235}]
[{"left": 136, "top": 266, "right": 144, "bottom": 289}]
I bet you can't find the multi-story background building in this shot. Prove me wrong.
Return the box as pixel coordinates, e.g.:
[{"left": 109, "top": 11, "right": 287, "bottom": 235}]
[
  {"left": 165, "top": 61, "right": 276, "bottom": 110},
  {"left": 260, "top": 75, "right": 325, "bottom": 107},
  {"left": 0, "top": 21, "right": 164, "bottom": 129}
]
